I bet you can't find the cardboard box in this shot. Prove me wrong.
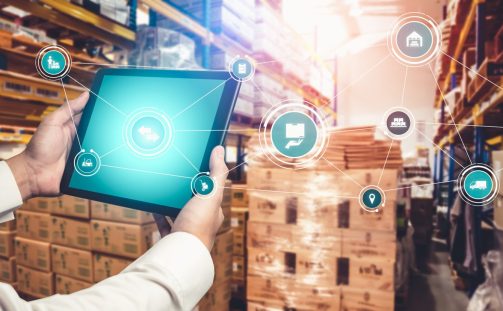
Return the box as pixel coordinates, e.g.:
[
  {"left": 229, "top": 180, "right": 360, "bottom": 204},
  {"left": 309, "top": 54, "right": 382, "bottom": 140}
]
[
  {"left": 93, "top": 253, "right": 132, "bottom": 282},
  {"left": 0, "top": 219, "right": 16, "bottom": 232},
  {"left": 339, "top": 170, "right": 398, "bottom": 201},
  {"left": 15, "top": 237, "right": 51, "bottom": 272},
  {"left": 231, "top": 185, "right": 249, "bottom": 207},
  {"left": 16, "top": 265, "right": 54, "bottom": 299},
  {"left": 53, "top": 195, "right": 90, "bottom": 219},
  {"left": 341, "top": 229, "right": 397, "bottom": 262},
  {"left": 248, "top": 247, "right": 338, "bottom": 286},
  {"left": 337, "top": 257, "right": 395, "bottom": 291},
  {"left": 197, "top": 280, "right": 231, "bottom": 311},
  {"left": 340, "top": 287, "right": 394, "bottom": 311},
  {"left": 218, "top": 180, "right": 233, "bottom": 234},
  {"left": 16, "top": 210, "right": 52, "bottom": 242},
  {"left": 247, "top": 276, "right": 340, "bottom": 310},
  {"left": 55, "top": 274, "right": 92, "bottom": 294},
  {"left": 22, "top": 197, "right": 59, "bottom": 213},
  {"left": 90, "top": 201, "right": 153, "bottom": 224},
  {"left": 232, "top": 255, "right": 246, "bottom": 281},
  {"left": 0, "top": 231, "right": 15, "bottom": 258},
  {"left": 247, "top": 300, "right": 340, "bottom": 311},
  {"left": 51, "top": 216, "right": 91, "bottom": 250},
  {"left": 231, "top": 279, "right": 246, "bottom": 300},
  {"left": 91, "top": 220, "right": 158, "bottom": 259},
  {"left": 347, "top": 199, "right": 397, "bottom": 232},
  {"left": 231, "top": 207, "right": 248, "bottom": 234},
  {"left": 211, "top": 230, "right": 233, "bottom": 285},
  {"left": 51, "top": 244, "right": 93, "bottom": 282},
  {"left": 233, "top": 230, "right": 246, "bottom": 256},
  {"left": 0, "top": 257, "right": 16, "bottom": 283}
]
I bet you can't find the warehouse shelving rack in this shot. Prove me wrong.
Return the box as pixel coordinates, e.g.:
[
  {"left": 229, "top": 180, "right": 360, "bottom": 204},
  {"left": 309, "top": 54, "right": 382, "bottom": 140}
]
[{"left": 432, "top": 0, "right": 503, "bottom": 291}]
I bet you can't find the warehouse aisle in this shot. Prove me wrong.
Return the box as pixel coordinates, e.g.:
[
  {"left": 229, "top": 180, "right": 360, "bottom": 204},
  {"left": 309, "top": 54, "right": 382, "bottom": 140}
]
[{"left": 407, "top": 241, "right": 469, "bottom": 311}]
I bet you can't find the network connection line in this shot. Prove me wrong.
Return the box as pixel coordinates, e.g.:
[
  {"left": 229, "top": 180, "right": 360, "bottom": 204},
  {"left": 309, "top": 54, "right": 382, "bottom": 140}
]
[
  {"left": 220, "top": 185, "right": 359, "bottom": 200},
  {"left": 383, "top": 179, "right": 458, "bottom": 193},
  {"left": 172, "top": 145, "right": 199, "bottom": 173},
  {"left": 322, "top": 157, "right": 364, "bottom": 189},
  {"left": 377, "top": 139, "right": 394, "bottom": 187},
  {"left": 416, "top": 121, "right": 503, "bottom": 130},
  {"left": 60, "top": 80, "right": 83, "bottom": 150},
  {"left": 415, "top": 128, "right": 465, "bottom": 168},
  {"left": 99, "top": 144, "right": 125, "bottom": 159},
  {"left": 100, "top": 164, "right": 193, "bottom": 180}
]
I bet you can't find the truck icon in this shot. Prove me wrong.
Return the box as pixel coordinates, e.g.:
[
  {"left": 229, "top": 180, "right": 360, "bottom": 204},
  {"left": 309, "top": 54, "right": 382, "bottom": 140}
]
[{"left": 469, "top": 180, "right": 487, "bottom": 190}]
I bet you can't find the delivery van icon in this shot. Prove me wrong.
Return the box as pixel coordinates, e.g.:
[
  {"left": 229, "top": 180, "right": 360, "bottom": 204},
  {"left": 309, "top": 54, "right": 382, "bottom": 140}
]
[
  {"left": 469, "top": 180, "right": 487, "bottom": 190},
  {"left": 285, "top": 123, "right": 305, "bottom": 149}
]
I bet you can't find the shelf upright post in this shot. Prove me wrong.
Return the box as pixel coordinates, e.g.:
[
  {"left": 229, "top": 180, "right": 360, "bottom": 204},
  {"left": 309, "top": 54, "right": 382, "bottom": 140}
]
[
  {"left": 201, "top": 0, "right": 211, "bottom": 68},
  {"left": 129, "top": 0, "right": 137, "bottom": 31},
  {"left": 236, "top": 134, "right": 244, "bottom": 182},
  {"left": 447, "top": 142, "right": 456, "bottom": 211}
]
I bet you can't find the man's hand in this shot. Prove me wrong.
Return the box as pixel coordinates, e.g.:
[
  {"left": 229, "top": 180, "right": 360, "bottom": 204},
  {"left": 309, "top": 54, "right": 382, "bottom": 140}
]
[
  {"left": 6, "top": 92, "right": 90, "bottom": 200},
  {"left": 160, "top": 146, "right": 228, "bottom": 250}
]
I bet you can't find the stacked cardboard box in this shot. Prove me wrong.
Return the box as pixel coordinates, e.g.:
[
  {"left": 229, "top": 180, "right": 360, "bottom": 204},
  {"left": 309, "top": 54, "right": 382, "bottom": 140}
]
[
  {"left": 230, "top": 184, "right": 249, "bottom": 303},
  {"left": 197, "top": 180, "right": 233, "bottom": 311},
  {"left": 0, "top": 217, "right": 16, "bottom": 287},
  {"left": 245, "top": 128, "right": 401, "bottom": 310}
]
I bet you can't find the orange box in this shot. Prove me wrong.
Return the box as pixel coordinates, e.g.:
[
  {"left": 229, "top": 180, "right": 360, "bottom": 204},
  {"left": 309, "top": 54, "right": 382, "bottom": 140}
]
[
  {"left": 90, "top": 201, "right": 153, "bottom": 224},
  {"left": 0, "top": 257, "right": 16, "bottom": 283},
  {"left": 16, "top": 265, "right": 54, "bottom": 299},
  {"left": 0, "top": 231, "right": 15, "bottom": 258},
  {"left": 93, "top": 253, "right": 132, "bottom": 282},
  {"left": 231, "top": 207, "right": 248, "bottom": 234},
  {"left": 211, "top": 230, "right": 233, "bottom": 285},
  {"left": 231, "top": 185, "right": 249, "bottom": 207},
  {"left": 51, "top": 244, "right": 93, "bottom": 282},
  {"left": 51, "top": 216, "right": 91, "bottom": 250},
  {"left": 0, "top": 219, "right": 16, "bottom": 232},
  {"left": 22, "top": 197, "right": 58, "bottom": 213},
  {"left": 55, "top": 274, "right": 92, "bottom": 294},
  {"left": 14, "top": 237, "right": 51, "bottom": 272},
  {"left": 16, "top": 210, "right": 52, "bottom": 242},
  {"left": 53, "top": 195, "right": 90, "bottom": 219},
  {"left": 232, "top": 255, "right": 245, "bottom": 281},
  {"left": 340, "top": 287, "right": 394, "bottom": 311}
]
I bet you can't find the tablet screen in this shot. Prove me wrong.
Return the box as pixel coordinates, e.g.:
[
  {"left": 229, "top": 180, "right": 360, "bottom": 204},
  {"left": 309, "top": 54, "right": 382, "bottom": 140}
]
[{"left": 63, "top": 69, "right": 238, "bottom": 215}]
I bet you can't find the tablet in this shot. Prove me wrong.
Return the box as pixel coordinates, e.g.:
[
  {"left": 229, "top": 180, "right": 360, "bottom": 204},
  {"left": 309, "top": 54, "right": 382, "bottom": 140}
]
[{"left": 61, "top": 68, "right": 240, "bottom": 217}]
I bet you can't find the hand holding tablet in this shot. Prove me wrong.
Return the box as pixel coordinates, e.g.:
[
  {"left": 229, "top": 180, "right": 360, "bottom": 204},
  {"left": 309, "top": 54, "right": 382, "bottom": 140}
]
[{"left": 60, "top": 69, "right": 240, "bottom": 217}]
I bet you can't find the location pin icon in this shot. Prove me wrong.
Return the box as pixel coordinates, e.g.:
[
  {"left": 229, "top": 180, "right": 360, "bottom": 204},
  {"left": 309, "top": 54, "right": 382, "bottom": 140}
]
[{"left": 369, "top": 193, "right": 376, "bottom": 204}]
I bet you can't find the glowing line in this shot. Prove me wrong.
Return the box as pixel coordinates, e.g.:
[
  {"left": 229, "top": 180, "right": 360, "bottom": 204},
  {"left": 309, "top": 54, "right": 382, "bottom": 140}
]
[
  {"left": 221, "top": 186, "right": 358, "bottom": 199},
  {"left": 252, "top": 79, "right": 276, "bottom": 107},
  {"left": 416, "top": 121, "right": 503, "bottom": 130},
  {"left": 401, "top": 66, "right": 408, "bottom": 106},
  {"left": 60, "top": 80, "right": 82, "bottom": 150},
  {"left": 100, "top": 145, "right": 125, "bottom": 159},
  {"left": 377, "top": 140, "right": 394, "bottom": 187},
  {"left": 416, "top": 128, "right": 465, "bottom": 168},
  {"left": 383, "top": 180, "right": 457, "bottom": 192},
  {"left": 172, "top": 145, "right": 199, "bottom": 173},
  {"left": 322, "top": 157, "right": 364, "bottom": 188}
]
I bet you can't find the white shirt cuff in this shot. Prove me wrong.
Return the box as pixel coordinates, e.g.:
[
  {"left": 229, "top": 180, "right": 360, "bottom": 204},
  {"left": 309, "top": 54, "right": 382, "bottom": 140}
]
[{"left": 0, "top": 161, "right": 22, "bottom": 223}]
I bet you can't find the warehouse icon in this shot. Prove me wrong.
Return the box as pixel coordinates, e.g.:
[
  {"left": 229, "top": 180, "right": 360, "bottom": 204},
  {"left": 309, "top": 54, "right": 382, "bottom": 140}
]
[{"left": 406, "top": 31, "right": 423, "bottom": 47}]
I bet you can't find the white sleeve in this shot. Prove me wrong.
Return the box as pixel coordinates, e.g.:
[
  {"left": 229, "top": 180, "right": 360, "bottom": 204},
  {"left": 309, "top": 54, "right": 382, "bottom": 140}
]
[
  {"left": 0, "top": 161, "right": 23, "bottom": 223},
  {"left": 2, "top": 232, "right": 212, "bottom": 311}
]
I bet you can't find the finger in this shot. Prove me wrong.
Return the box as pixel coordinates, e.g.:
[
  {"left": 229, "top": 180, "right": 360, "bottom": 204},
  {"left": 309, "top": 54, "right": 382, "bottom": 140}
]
[
  {"left": 209, "top": 146, "right": 228, "bottom": 188},
  {"left": 47, "top": 92, "right": 89, "bottom": 125}
]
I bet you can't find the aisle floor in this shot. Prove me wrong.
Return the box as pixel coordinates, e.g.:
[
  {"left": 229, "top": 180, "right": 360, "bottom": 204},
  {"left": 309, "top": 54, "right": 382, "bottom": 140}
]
[{"left": 407, "top": 241, "right": 469, "bottom": 311}]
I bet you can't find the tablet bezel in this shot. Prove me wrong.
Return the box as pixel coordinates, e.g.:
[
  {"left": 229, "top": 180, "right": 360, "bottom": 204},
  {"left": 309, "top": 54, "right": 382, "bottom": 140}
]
[{"left": 60, "top": 68, "right": 240, "bottom": 217}]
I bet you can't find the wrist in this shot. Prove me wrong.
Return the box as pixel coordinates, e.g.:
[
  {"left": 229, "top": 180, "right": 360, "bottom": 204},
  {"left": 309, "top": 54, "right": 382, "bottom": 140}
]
[{"left": 6, "top": 153, "right": 35, "bottom": 201}]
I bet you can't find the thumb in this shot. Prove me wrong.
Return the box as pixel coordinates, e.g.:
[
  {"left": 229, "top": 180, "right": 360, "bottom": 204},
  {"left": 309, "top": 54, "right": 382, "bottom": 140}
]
[
  {"left": 209, "top": 146, "right": 228, "bottom": 188},
  {"left": 46, "top": 92, "right": 89, "bottom": 125}
]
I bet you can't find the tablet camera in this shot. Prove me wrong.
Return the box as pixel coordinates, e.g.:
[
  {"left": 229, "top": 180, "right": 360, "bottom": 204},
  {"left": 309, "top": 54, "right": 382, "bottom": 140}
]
[
  {"left": 191, "top": 173, "right": 216, "bottom": 198},
  {"left": 74, "top": 149, "right": 101, "bottom": 177},
  {"left": 124, "top": 108, "right": 173, "bottom": 157}
]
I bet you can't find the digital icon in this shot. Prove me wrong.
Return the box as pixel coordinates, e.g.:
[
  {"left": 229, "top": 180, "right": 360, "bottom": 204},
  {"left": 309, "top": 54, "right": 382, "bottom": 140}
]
[
  {"left": 229, "top": 56, "right": 255, "bottom": 82},
  {"left": 383, "top": 107, "right": 415, "bottom": 140},
  {"left": 406, "top": 31, "right": 423, "bottom": 48},
  {"left": 124, "top": 109, "right": 173, "bottom": 157},
  {"left": 74, "top": 149, "right": 101, "bottom": 177},
  {"left": 271, "top": 111, "right": 318, "bottom": 159},
  {"left": 35, "top": 45, "right": 71, "bottom": 80},
  {"left": 191, "top": 173, "right": 215, "bottom": 197},
  {"left": 458, "top": 164, "right": 499, "bottom": 206},
  {"left": 359, "top": 186, "right": 385, "bottom": 212},
  {"left": 285, "top": 123, "right": 305, "bottom": 149}
]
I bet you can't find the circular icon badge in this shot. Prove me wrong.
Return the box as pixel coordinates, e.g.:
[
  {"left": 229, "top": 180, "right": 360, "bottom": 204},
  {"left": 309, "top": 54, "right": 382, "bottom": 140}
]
[
  {"left": 359, "top": 186, "right": 386, "bottom": 212},
  {"left": 191, "top": 173, "right": 216, "bottom": 198},
  {"left": 271, "top": 111, "right": 318, "bottom": 158},
  {"left": 259, "top": 100, "right": 329, "bottom": 169},
  {"left": 74, "top": 149, "right": 101, "bottom": 177},
  {"left": 228, "top": 55, "right": 255, "bottom": 82},
  {"left": 35, "top": 45, "right": 72, "bottom": 80},
  {"left": 382, "top": 107, "right": 415, "bottom": 140},
  {"left": 124, "top": 108, "right": 173, "bottom": 157},
  {"left": 388, "top": 13, "right": 441, "bottom": 66},
  {"left": 458, "top": 164, "right": 499, "bottom": 206}
]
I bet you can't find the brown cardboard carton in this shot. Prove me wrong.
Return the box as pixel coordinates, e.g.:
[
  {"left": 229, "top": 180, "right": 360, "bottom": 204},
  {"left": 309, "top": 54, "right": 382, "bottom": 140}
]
[
  {"left": 90, "top": 201, "right": 153, "bottom": 225},
  {"left": 0, "top": 257, "right": 16, "bottom": 283},
  {"left": 347, "top": 199, "right": 396, "bottom": 232},
  {"left": 51, "top": 216, "right": 91, "bottom": 250},
  {"left": 341, "top": 229, "right": 396, "bottom": 262},
  {"left": 90, "top": 220, "right": 158, "bottom": 259},
  {"left": 247, "top": 168, "right": 341, "bottom": 192},
  {"left": 248, "top": 247, "right": 338, "bottom": 286},
  {"left": 233, "top": 230, "right": 246, "bottom": 256},
  {"left": 337, "top": 257, "right": 395, "bottom": 292},
  {"left": 232, "top": 255, "right": 246, "bottom": 281},
  {"left": 16, "top": 210, "right": 52, "bottom": 242},
  {"left": 231, "top": 207, "right": 248, "bottom": 234},
  {"left": 0, "top": 231, "right": 15, "bottom": 258},
  {"left": 231, "top": 279, "right": 246, "bottom": 300},
  {"left": 53, "top": 195, "right": 90, "bottom": 219},
  {"left": 211, "top": 230, "right": 233, "bottom": 285},
  {"left": 247, "top": 276, "right": 340, "bottom": 310},
  {"left": 231, "top": 184, "right": 249, "bottom": 207},
  {"left": 0, "top": 219, "right": 16, "bottom": 232},
  {"left": 222, "top": 180, "right": 232, "bottom": 207},
  {"left": 51, "top": 244, "right": 93, "bottom": 282},
  {"left": 14, "top": 237, "right": 51, "bottom": 272},
  {"left": 340, "top": 287, "right": 394, "bottom": 311},
  {"left": 197, "top": 280, "right": 231, "bottom": 311},
  {"left": 218, "top": 180, "right": 233, "bottom": 235},
  {"left": 55, "top": 274, "right": 92, "bottom": 294},
  {"left": 22, "top": 197, "right": 58, "bottom": 213},
  {"left": 338, "top": 169, "right": 399, "bottom": 201},
  {"left": 16, "top": 265, "right": 54, "bottom": 299},
  {"left": 247, "top": 300, "right": 340, "bottom": 311},
  {"left": 93, "top": 253, "right": 133, "bottom": 282}
]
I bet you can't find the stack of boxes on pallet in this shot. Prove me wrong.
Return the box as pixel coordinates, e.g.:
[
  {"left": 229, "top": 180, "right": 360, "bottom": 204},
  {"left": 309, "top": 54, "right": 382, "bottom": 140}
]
[
  {"left": 0, "top": 218, "right": 16, "bottom": 289},
  {"left": 197, "top": 180, "right": 233, "bottom": 311},
  {"left": 245, "top": 127, "right": 402, "bottom": 310},
  {"left": 229, "top": 185, "right": 249, "bottom": 304}
]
